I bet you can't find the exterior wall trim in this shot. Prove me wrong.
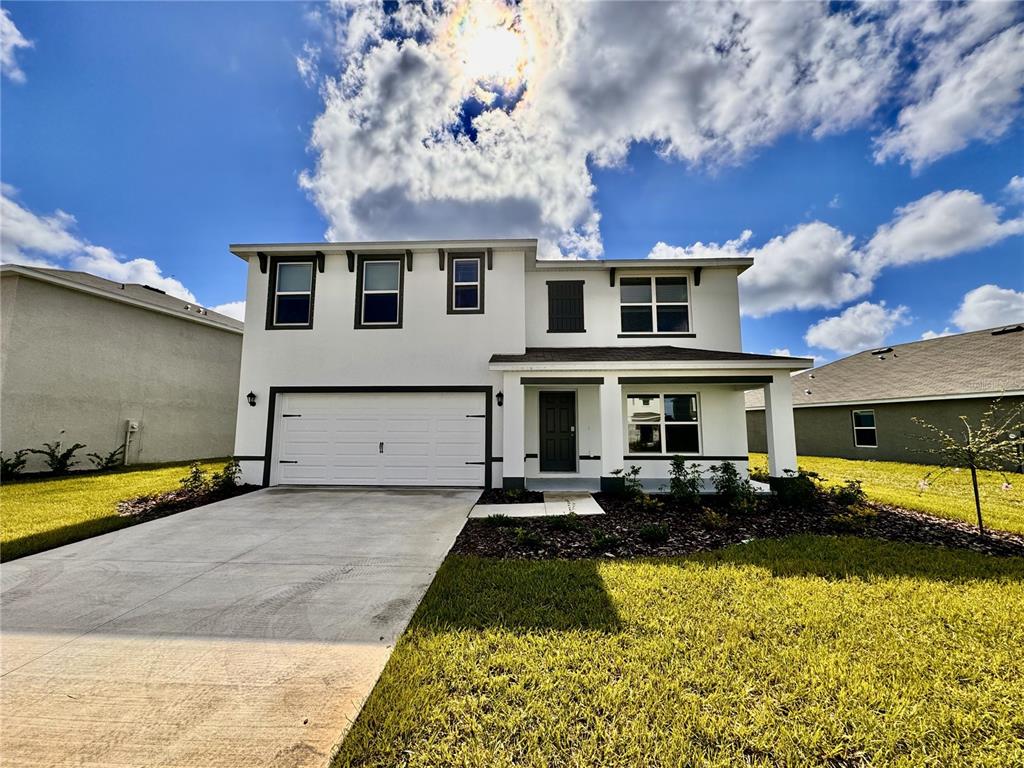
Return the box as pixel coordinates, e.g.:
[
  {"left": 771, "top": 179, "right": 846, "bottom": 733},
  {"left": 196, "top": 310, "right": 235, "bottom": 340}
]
[
  {"left": 521, "top": 376, "right": 605, "bottom": 384},
  {"left": 746, "top": 390, "right": 1024, "bottom": 411},
  {"left": 620, "top": 375, "right": 772, "bottom": 384}
]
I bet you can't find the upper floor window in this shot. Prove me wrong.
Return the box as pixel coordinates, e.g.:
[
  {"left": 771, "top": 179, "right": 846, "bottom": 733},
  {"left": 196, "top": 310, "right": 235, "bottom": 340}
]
[
  {"left": 356, "top": 255, "right": 404, "bottom": 328},
  {"left": 619, "top": 276, "right": 689, "bottom": 334},
  {"left": 626, "top": 393, "right": 700, "bottom": 455},
  {"left": 547, "top": 280, "right": 585, "bottom": 332},
  {"left": 267, "top": 258, "right": 315, "bottom": 330},
  {"left": 447, "top": 252, "right": 485, "bottom": 314},
  {"left": 852, "top": 410, "right": 877, "bottom": 447}
]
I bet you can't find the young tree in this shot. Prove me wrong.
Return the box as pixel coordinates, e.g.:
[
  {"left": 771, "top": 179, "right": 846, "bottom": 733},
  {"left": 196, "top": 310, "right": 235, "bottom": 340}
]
[{"left": 912, "top": 400, "right": 1023, "bottom": 534}]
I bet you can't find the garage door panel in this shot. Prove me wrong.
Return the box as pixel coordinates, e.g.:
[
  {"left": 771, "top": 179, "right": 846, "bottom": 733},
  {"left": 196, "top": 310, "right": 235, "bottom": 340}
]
[{"left": 275, "top": 392, "right": 486, "bottom": 486}]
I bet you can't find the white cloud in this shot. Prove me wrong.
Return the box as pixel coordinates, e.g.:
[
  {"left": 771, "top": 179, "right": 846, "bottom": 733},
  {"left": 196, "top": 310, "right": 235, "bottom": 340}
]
[
  {"left": 804, "top": 301, "right": 911, "bottom": 354},
  {"left": 865, "top": 190, "right": 1024, "bottom": 268},
  {"left": 951, "top": 284, "right": 1024, "bottom": 331},
  {"left": 295, "top": 42, "right": 320, "bottom": 87},
  {"left": 0, "top": 8, "right": 32, "bottom": 84},
  {"left": 299, "top": 3, "right": 1022, "bottom": 256},
  {"left": 921, "top": 328, "right": 954, "bottom": 340},
  {"left": 828, "top": 195, "right": 841, "bottom": 209},
  {"left": 769, "top": 348, "right": 791, "bottom": 357},
  {"left": 0, "top": 186, "right": 198, "bottom": 303},
  {"left": 1007, "top": 175, "right": 1024, "bottom": 203},
  {"left": 211, "top": 300, "right": 246, "bottom": 322}
]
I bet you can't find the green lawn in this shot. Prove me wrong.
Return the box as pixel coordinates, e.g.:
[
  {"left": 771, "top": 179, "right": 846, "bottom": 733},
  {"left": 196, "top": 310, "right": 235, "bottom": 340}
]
[
  {"left": 335, "top": 537, "right": 1024, "bottom": 767},
  {"left": 750, "top": 453, "right": 1024, "bottom": 534},
  {"left": 0, "top": 460, "right": 223, "bottom": 561}
]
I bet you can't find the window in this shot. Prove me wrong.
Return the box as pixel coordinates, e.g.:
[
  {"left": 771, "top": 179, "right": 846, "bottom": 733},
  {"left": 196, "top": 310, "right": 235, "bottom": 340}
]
[
  {"left": 626, "top": 393, "right": 700, "bottom": 454},
  {"left": 852, "top": 410, "right": 877, "bottom": 447},
  {"left": 446, "top": 252, "right": 485, "bottom": 314},
  {"left": 267, "top": 258, "right": 315, "bottom": 329},
  {"left": 356, "top": 255, "right": 404, "bottom": 328},
  {"left": 547, "top": 280, "right": 585, "bottom": 332},
  {"left": 619, "top": 276, "right": 690, "bottom": 334}
]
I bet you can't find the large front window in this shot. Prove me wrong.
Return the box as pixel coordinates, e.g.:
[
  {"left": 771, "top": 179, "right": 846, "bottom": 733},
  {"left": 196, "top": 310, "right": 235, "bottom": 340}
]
[
  {"left": 270, "top": 261, "right": 314, "bottom": 328},
  {"left": 626, "top": 393, "right": 700, "bottom": 454},
  {"left": 358, "top": 259, "right": 402, "bottom": 326},
  {"left": 620, "top": 276, "right": 689, "bottom": 334}
]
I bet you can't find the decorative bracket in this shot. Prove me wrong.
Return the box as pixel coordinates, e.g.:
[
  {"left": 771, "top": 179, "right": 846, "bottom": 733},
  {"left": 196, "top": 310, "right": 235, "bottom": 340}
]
[
  {"left": 257, "top": 252, "right": 268, "bottom": 274},
  {"left": 405, "top": 249, "right": 413, "bottom": 272},
  {"left": 346, "top": 250, "right": 355, "bottom": 272},
  {"left": 693, "top": 267, "right": 702, "bottom": 286},
  {"left": 608, "top": 267, "right": 616, "bottom": 287},
  {"left": 438, "top": 248, "right": 445, "bottom": 270},
  {"left": 315, "top": 251, "right": 325, "bottom": 273},
  {"left": 486, "top": 247, "right": 493, "bottom": 270}
]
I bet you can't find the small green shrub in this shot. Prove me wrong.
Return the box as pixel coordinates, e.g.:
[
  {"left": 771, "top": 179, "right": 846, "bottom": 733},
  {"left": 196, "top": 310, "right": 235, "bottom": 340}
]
[
  {"left": 829, "top": 479, "right": 867, "bottom": 508},
  {"left": 830, "top": 505, "right": 878, "bottom": 533},
  {"left": 700, "top": 508, "right": 731, "bottom": 530},
  {"left": 179, "top": 461, "right": 210, "bottom": 493},
  {"left": 590, "top": 530, "right": 621, "bottom": 552},
  {"left": 769, "top": 469, "right": 820, "bottom": 508},
  {"left": 708, "top": 461, "right": 756, "bottom": 513},
  {"left": 0, "top": 449, "right": 29, "bottom": 480},
  {"left": 29, "top": 436, "right": 87, "bottom": 476},
  {"left": 514, "top": 527, "right": 543, "bottom": 548},
  {"left": 504, "top": 488, "right": 525, "bottom": 503},
  {"left": 547, "top": 514, "right": 585, "bottom": 532},
  {"left": 611, "top": 465, "right": 644, "bottom": 500},
  {"left": 669, "top": 456, "right": 703, "bottom": 507},
  {"left": 87, "top": 444, "right": 126, "bottom": 470},
  {"left": 638, "top": 523, "right": 669, "bottom": 544},
  {"left": 211, "top": 458, "right": 241, "bottom": 491},
  {"left": 482, "top": 513, "right": 518, "bottom": 528}
]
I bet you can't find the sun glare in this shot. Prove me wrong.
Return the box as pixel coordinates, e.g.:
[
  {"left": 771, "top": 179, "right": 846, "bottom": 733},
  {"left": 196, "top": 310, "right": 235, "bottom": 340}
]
[{"left": 441, "top": 1, "right": 535, "bottom": 94}]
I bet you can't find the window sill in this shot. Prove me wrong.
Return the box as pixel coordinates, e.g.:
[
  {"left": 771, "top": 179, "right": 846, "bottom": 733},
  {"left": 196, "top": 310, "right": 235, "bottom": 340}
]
[
  {"left": 266, "top": 324, "right": 314, "bottom": 331},
  {"left": 618, "top": 332, "right": 696, "bottom": 338},
  {"left": 547, "top": 328, "right": 587, "bottom": 333},
  {"left": 623, "top": 453, "right": 748, "bottom": 460}
]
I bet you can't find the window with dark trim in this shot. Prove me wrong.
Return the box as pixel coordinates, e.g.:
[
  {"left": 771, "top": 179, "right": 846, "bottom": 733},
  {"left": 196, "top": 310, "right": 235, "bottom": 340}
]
[
  {"left": 619, "top": 275, "right": 690, "bottom": 333},
  {"left": 852, "top": 409, "right": 877, "bottom": 447},
  {"left": 355, "top": 253, "right": 405, "bottom": 328},
  {"left": 547, "top": 280, "right": 585, "bottom": 332},
  {"left": 625, "top": 393, "right": 700, "bottom": 454},
  {"left": 446, "top": 252, "right": 485, "bottom": 314},
  {"left": 266, "top": 256, "right": 316, "bottom": 330}
]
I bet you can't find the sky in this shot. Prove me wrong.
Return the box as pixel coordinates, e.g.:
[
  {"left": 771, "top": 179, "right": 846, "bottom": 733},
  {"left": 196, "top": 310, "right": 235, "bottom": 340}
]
[{"left": 1, "top": 0, "right": 1022, "bottom": 363}]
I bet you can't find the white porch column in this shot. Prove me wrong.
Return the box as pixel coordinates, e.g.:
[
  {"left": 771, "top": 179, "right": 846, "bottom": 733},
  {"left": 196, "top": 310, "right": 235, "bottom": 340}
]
[
  {"left": 599, "top": 375, "right": 624, "bottom": 488},
  {"left": 763, "top": 372, "right": 797, "bottom": 476},
  {"left": 501, "top": 372, "right": 525, "bottom": 488}
]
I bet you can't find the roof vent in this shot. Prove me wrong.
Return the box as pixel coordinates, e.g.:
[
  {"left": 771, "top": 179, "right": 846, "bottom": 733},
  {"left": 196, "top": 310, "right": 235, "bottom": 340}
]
[
  {"left": 870, "top": 347, "right": 893, "bottom": 355},
  {"left": 141, "top": 284, "right": 166, "bottom": 294},
  {"left": 803, "top": 388, "right": 812, "bottom": 395},
  {"left": 808, "top": 373, "right": 815, "bottom": 379},
  {"left": 992, "top": 324, "right": 1023, "bottom": 336}
]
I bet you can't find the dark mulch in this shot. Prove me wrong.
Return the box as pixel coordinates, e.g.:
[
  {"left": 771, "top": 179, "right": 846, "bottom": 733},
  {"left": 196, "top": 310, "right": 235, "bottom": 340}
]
[
  {"left": 476, "top": 488, "right": 545, "bottom": 504},
  {"left": 451, "top": 493, "right": 1024, "bottom": 560},
  {"left": 117, "top": 484, "right": 258, "bottom": 520}
]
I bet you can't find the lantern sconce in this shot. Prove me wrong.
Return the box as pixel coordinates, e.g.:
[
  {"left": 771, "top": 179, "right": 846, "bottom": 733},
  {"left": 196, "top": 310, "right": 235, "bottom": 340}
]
[
  {"left": 246, "top": 391, "right": 257, "bottom": 407},
  {"left": 496, "top": 391, "right": 504, "bottom": 407}
]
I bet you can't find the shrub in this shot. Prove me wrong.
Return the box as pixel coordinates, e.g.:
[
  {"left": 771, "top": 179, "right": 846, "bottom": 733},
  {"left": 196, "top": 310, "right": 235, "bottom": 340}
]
[
  {"left": 830, "top": 505, "right": 878, "bottom": 533},
  {"left": 547, "top": 514, "right": 585, "bottom": 532},
  {"left": 611, "top": 465, "right": 644, "bottom": 500},
  {"left": 708, "top": 461, "right": 756, "bottom": 513},
  {"left": 504, "top": 488, "right": 525, "bottom": 503},
  {"left": 0, "top": 449, "right": 29, "bottom": 480},
  {"left": 29, "top": 436, "right": 87, "bottom": 476},
  {"left": 668, "top": 456, "right": 703, "bottom": 507},
  {"left": 482, "top": 513, "right": 518, "bottom": 528},
  {"left": 179, "top": 461, "right": 210, "bottom": 494},
  {"left": 514, "top": 527, "right": 543, "bottom": 548},
  {"left": 590, "top": 530, "right": 621, "bottom": 552},
  {"left": 769, "top": 469, "right": 820, "bottom": 508},
  {"left": 211, "top": 458, "right": 241, "bottom": 491},
  {"left": 700, "top": 508, "right": 730, "bottom": 530},
  {"left": 87, "top": 444, "right": 126, "bottom": 470},
  {"left": 829, "top": 479, "right": 867, "bottom": 509},
  {"left": 639, "top": 523, "right": 669, "bottom": 544}
]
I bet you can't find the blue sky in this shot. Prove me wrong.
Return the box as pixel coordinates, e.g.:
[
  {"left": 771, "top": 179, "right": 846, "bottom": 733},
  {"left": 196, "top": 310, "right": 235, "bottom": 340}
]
[{"left": 2, "top": 1, "right": 1022, "bottom": 361}]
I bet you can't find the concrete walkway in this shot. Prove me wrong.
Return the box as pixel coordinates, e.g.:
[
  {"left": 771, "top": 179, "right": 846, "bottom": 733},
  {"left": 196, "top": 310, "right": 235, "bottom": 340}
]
[
  {"left": 469, "top": 491, "right": 605, "bottom": 519},
  {"left": 0, "top": 487, "right": 474, "bottom": 767}
]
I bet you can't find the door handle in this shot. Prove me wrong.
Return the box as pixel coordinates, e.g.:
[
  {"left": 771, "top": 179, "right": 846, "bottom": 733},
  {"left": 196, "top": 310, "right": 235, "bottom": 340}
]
[
  {"left": 570, "top": 426, "right": 575, "bottom": 433},
  {"left": 379, "top": 441, "right": 384, "bottom": 454}
]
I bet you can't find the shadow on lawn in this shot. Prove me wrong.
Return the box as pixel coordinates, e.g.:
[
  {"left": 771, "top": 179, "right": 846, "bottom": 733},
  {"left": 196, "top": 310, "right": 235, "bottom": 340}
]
[
  {"left": 695, "top": 534, "right": 1024, "bottom": 583},
  {"left": 2, "top": 517, "right": 132, "bottom": 562},
  {"left": 415, "top": 556, "right": 621, "bottom": 632}
]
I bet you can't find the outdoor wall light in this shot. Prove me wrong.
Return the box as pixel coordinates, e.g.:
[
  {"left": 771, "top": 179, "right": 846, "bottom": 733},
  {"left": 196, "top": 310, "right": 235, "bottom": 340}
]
[
  {"left": 246, "top": 391, "right": 257, "bottom": 407},
  {"left": 496, "top": 391, "right": 504, "bottom": 407}
]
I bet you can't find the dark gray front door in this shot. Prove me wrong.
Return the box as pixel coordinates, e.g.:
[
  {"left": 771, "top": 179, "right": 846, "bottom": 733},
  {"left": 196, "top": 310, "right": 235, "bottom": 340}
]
[{"left": 539, "top": 391, "right": 576, "bottom": 472}]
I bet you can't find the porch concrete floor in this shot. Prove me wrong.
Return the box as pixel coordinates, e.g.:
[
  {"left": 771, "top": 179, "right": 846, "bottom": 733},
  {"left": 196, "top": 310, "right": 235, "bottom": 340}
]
[{"left": 469, "top": 492, "right": 604, "bottom": 519}]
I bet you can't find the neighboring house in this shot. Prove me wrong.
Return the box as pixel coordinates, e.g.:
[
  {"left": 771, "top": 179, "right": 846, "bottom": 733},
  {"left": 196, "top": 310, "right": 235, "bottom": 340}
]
[
  {"left": 231, "top": 239, "right": 808, "bottom": 490},
  {"left": 746, "top": 326, "right": 1024, "bottom": 467},
  {"left": 1, "top": 265, "right": 243, "bottom": 471}
]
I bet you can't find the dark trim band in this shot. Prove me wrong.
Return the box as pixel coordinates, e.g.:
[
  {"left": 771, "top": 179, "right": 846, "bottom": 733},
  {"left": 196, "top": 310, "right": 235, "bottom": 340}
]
[
  {"left": 520, "top": 376, "right": 605, "bottom": 385},
  {"left": 617, "top": 333, "right": 696, "bottom": 338},
  {"left": 234, "top": 455, "right": 265, "bottom": 461},
  {"left": 619, "top": 376, "right": 773, "bottom": 384},
  {"left": 623, "top": 454, "right": 749, "bottom": 461}
]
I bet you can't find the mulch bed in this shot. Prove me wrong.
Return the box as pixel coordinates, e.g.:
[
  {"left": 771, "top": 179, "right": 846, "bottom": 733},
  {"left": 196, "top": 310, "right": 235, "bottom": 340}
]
[
  {"left": 476, "top": 488, "right": 545, "bottom": 504},
  {"left": 452, "top": 493, "right": 1024, "bottom": 560},
  {"left": 116, "top": 485, "right": 258, "bottom": 520}
]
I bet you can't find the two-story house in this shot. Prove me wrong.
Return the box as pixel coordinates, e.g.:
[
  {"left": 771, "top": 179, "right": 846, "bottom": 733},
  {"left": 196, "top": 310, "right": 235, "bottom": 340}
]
[{"left": 229, "top": 239, "right": 809, "bottom": 490}]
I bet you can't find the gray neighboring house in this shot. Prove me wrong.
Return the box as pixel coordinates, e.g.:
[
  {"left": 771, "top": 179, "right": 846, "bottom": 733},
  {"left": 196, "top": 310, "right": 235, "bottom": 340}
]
[
  {"left": 1, "top": 264, "right": 243, "bottom": 471},
  {"left": 746, "top": 325, "right": 1024, "bottom": 467}
]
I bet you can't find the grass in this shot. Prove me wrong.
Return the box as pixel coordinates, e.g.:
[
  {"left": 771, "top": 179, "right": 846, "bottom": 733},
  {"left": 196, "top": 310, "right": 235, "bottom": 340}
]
[
  {"left": 0, "top": 459, "right": 224, "bottom": 561},
  {"left": 750, "top": 453, "right": 1024, "bottom": 534},
  {"left": 335, "top": 537, "right": 1024, "bottom": 767}
]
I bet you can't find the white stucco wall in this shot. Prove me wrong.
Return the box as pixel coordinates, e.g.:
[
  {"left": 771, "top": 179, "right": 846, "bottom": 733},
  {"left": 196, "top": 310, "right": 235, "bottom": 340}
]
[
  {"left": 524, "top": 266, "right": 743, "bottom": 351},
  {"left": 1, "top": 274, "right": 242, "bottom": 471}
]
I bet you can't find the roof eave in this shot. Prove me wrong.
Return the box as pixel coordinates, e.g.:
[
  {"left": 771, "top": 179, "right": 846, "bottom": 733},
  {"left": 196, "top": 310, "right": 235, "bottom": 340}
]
[
  {"left": 230, "top": 238, "right": 540, "bottom": 261},
  {"left": 490, "top": 358, "right": 813, "bottom": 372}
]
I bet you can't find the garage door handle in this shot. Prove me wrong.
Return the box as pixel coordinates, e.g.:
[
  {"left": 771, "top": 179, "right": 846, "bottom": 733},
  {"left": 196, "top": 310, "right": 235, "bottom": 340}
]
[
  {"left": 279, "top": 460, "right": 298, "bottom": 464},
  {"left": 379, "top": 441, "right": 384, "bottom": 454}
]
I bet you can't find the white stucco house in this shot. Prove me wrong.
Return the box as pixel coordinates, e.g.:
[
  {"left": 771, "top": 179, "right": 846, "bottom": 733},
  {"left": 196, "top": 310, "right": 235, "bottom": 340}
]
[{"left": 230, "top": 239, "right": 809, "bottom": 490}]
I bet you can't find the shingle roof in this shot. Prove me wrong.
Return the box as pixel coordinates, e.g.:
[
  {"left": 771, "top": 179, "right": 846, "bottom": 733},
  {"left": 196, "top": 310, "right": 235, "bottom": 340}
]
[
  {"left": 745, "top": 326, "right": 1024, "bottom": 409},
  {"left": 4, "top": 266, "right": 243, "bottom": 331},
  {"left": 491, "top": 346, "right": 809, "bottom": 364}
]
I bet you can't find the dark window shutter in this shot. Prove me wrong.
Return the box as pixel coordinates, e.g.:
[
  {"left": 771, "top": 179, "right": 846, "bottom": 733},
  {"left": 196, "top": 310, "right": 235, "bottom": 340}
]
[{"left": 547, "top": 281, "right": 585, "bottom": 332}]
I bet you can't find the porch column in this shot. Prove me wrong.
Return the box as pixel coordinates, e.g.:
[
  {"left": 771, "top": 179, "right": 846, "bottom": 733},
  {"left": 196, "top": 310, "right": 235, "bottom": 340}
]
[
  {"left": 763, "top": 372, "right": 797, "bottom": 476},
  {"left": 599, "top": 376, "right": 624, "bottom": 490},
  {"left": 501, "top": 372, "right": 525, "bottom": 489}
]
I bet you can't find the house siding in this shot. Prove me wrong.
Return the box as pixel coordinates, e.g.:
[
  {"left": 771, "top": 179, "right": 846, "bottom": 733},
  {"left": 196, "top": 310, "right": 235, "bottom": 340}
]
[
  {"left": 746, "top": 396, "right": 1024, "bottom": 468},
  {"left": 1, "top": 275, "right": 242, "bottom": 471}
]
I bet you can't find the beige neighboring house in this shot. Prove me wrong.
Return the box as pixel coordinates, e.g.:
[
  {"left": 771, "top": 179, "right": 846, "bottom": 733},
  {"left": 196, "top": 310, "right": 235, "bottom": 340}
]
[
  {"left": 746, "top": 325, "right": 1024, "bottom": 468},
  {"left": 1, "top": 264, "right": 243, "bottom": 472}
]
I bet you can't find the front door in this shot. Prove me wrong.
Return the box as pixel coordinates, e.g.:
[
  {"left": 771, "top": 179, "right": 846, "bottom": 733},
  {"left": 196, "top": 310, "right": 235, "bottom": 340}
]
[{"left": 539, "top": 391, "right": 576, "bottom": 472}]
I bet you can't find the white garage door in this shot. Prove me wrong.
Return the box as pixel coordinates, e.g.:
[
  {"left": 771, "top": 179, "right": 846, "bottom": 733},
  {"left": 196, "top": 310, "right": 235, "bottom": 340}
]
[{"left": 273, "top": 392, "right": 486, "bottom": 486}]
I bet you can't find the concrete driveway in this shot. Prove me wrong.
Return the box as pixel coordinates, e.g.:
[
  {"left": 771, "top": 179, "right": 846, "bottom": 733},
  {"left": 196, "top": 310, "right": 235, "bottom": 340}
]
[{"left": 0, "top": 487, "right": 474, "bottom": 767}]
